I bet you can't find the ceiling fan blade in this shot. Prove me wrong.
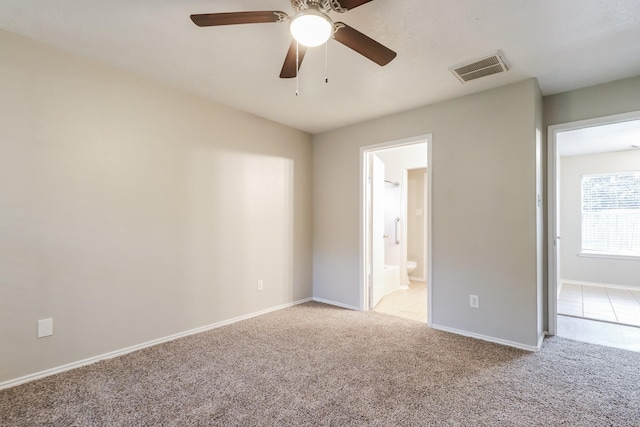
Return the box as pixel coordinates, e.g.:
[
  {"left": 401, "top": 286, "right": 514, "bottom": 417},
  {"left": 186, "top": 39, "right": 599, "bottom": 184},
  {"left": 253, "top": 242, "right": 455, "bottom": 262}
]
[
  {"left": 280, "top": 41, "right": 308, "bottom": 78},
  {"left": 333, "top": 23, "right": 396, "bottom": 66},
  {"left": 335, "top": 0, "right": 374, "bottom": 10},
  {"left": 190, "top": 11, "right": 287, "bottom": 27}
]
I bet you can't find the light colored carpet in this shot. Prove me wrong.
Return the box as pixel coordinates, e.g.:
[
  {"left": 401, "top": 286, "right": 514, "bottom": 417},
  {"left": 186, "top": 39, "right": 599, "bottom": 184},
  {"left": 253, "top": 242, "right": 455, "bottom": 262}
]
[{"left": 1, "top": 302, "right": 639, "bottom": 426}]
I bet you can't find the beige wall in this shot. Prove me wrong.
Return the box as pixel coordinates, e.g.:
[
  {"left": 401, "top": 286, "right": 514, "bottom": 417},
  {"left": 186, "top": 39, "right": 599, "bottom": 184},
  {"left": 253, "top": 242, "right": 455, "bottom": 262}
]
[
  {"left": 560, "top": 150, "right": 640, "bottom": 288},
  {"left": 0, "top": 30, "right": 312, "bottom": 383},
  {"left": 313, "top": 79, "right": 544, "bottom": 349}
]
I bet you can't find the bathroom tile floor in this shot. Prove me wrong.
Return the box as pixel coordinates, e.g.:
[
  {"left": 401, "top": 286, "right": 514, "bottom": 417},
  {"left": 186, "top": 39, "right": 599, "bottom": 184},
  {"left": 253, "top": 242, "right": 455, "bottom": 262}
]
[
  {"left": 373, "top": 281, "right": 427, "bottom": 322},
  {"left": 558, "top": 282, "right": 640, "bottom": 327}
]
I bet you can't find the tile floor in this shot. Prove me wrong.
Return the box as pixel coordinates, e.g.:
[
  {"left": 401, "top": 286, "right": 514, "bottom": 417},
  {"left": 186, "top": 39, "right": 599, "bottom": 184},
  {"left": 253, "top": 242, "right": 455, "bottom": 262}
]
[
  {"left": 558, "top": 282, "right": 640, "bottom": 327},
  {"left": 557, "top": 315, "right": 640, "bottom": 353},
  {"left": 373, "top": 281, "right": 427, "bottom": 322}
]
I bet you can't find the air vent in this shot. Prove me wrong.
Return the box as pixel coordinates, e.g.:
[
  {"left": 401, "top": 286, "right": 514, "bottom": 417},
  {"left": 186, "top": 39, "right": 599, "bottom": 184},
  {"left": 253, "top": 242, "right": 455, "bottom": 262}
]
[{"left": 450, "top": 51, "right": 509, "bottom": 83}]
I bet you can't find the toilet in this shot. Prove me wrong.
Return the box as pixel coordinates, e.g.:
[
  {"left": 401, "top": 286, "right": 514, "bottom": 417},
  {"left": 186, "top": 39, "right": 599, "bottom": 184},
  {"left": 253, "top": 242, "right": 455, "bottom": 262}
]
[{"left": 406, "top": 260, "right": 417, "bottom": 285}]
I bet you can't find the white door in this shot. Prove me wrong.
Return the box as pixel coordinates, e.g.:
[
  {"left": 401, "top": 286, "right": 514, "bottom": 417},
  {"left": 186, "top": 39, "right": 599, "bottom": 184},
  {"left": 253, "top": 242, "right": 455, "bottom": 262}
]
[{"left": 371, "top": 155, "right": 386, "bottom": 308}]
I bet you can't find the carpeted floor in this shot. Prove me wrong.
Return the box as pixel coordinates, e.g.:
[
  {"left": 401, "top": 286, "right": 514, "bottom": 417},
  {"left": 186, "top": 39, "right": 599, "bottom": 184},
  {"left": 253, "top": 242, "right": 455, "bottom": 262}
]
[{"left": 1, "top": 302, "right": 639, "bottom": 426}]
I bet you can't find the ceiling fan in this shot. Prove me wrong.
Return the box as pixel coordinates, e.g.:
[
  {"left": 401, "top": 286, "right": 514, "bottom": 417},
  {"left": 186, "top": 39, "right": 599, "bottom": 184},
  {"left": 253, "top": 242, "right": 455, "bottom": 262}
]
[{"left": 190, "top": 0, "right": 397, "bottom": 79}]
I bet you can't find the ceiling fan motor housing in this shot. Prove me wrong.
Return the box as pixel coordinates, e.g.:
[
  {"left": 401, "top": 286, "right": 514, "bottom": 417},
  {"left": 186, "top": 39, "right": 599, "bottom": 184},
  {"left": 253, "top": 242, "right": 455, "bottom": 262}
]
[{"left": 292, "top": 0, "right": 347, "bottom": 14}]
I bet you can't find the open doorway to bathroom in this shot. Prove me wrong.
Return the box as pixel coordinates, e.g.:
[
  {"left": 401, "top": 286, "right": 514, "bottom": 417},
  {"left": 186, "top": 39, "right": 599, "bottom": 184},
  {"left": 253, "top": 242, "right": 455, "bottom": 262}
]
[
  {"left": 548, "top": 111, "right": 640, "bottom": 352},
  {"left": 361, "top": 135, "right": 432, "bottom": 324}
]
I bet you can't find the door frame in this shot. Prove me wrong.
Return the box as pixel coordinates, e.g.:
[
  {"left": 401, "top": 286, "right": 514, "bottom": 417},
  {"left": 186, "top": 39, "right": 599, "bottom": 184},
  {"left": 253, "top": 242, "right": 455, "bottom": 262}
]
[
  {"left": 547, "top": 110, "right": 640, "bottom": 335},
  {"left": 370, "top": 153, "right": 386, "bottom": 308},
  {"left": 360, "top": 134, "right": 433, "bottom": 325}
]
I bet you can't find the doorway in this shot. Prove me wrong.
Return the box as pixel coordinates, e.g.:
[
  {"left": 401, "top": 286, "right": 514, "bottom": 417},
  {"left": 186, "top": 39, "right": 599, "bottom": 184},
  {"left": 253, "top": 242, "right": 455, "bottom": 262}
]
[
  {"left": 360, "top": 135, "right": 432, "bottom": 324},
  {"left": 548, "top": 111, "right": 640, "bottom": 351}
]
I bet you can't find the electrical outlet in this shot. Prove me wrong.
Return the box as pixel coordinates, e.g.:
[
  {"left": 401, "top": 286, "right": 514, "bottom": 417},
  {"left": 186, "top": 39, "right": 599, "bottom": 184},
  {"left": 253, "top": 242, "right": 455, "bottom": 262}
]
[
  {"left": 37, "top": 318, "right": 54, "bottom": 338},
  {"left": 469, "top": 295, "right": 479, "bottom": 309},
  {"left": 257, "top": 280, "right": 264, "bottom": 291}
]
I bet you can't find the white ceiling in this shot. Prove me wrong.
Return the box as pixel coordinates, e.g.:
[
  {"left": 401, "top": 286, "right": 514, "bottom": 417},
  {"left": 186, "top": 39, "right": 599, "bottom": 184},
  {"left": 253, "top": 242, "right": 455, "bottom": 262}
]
[
  {"left": 1, "top": 0, "right": 640, "bottom": 134},
  {"left": 558, "top": 119, "right": 640, "bottom": 157}
]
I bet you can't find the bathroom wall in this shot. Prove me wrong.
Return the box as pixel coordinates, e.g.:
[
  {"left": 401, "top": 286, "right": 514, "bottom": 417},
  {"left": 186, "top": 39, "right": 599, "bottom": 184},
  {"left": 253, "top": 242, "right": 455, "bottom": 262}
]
[
  {"left": 375, "top": 145, "right": 428, "bottom": 278},
  {"left": 383, "top": 182, "right": 402, "bottom": 265},
  {"left": 408, "top": 168, "right": 427, "bottom": 281}
]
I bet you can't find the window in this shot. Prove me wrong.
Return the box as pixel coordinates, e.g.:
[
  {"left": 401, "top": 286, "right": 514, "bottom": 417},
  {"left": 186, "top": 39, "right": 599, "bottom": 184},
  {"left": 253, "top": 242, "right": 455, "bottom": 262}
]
[{"left": 581, "top": 171, "right": 640, "bottom": 257}]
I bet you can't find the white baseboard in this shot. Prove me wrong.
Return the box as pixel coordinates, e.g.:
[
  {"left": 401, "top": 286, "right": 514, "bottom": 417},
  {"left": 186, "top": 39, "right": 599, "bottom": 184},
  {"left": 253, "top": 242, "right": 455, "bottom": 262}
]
[
  {"left": 431, "top": 323, "right": 542, "bottom": 352},
  {"left": 312, "top": 297, "right": 360, "bottom": 311},
  {"left": 0, "top": 298, "right": 313, "bottom": 391},
  {"left": 408, "top": 275, "right": 426, "bottom": 282},
  {"left": 557, "top": 281, "right": 563, "bottom": 298},
  {"left": 384, "top": 286, "right": 406, "bottom": 296},
  {"left": 561, "top": 279, "right": 640, "bottom": 291}
]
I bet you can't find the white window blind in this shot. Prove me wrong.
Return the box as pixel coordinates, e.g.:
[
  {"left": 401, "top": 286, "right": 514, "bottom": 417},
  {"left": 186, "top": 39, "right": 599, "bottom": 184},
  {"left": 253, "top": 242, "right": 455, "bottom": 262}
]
[{"left": 581, "top": 171, "right": 640, "bottom": 257}]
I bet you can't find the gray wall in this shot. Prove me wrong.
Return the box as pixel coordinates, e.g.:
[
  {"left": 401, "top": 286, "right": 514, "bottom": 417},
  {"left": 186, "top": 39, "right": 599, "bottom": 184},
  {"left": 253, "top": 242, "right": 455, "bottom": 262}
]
[
  {"left": 535, "top": 82, "right": 545, "bottom": 341},
  {"left": 560, "top": 150, "right": 640, "bottom": 288},
  {"left": 313, "top": 79, "right": 544, "bottom": 349},
  {"left": 544, "top": 75, "right": 640, "bottom": 127},
  {"left": 0, "top": 30, "right": 313, "bottom": 383}
]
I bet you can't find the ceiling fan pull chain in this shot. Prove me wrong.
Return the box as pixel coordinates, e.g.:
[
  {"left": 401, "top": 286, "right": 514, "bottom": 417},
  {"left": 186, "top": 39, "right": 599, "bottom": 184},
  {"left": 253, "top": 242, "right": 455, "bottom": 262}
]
[
  {"left": 296, "top": 41, "right": 300, "bottom": 96},
  {"left": 325, "top": 41, "right": 329, "bottom": 83}
]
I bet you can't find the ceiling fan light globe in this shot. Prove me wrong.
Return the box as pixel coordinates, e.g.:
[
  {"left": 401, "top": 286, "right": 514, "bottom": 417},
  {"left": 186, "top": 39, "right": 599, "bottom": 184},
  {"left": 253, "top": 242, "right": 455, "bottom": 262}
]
[{"left": 290, "top": 11, "right": 333, "bottom": 47}]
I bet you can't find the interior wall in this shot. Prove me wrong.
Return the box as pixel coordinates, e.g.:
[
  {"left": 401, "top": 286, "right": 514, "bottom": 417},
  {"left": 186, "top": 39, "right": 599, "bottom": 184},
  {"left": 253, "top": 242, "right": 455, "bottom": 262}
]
[
  {"left": 375, "top": 145, "right": 428, "bottom": 269},
  {"left": 313, "top": 79, "right": 543, "bottom": 349},
  {"left": 0, "top": 30, "right": 313, "bottom": 384},
  {"left": 407, "top": 169, "right": 427, "bottom": 280},
  {"left": 383, "top": 182, "right": 402, "bottom": 266},
  {"left": 560, "top": 150, "right": 640, "bottom": 288},
  {"left": 544, "top": 75, "right": 640, "bottom": 127},
  {"left": 535, "top": 82, "right": 544, "bottom": 340}
]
